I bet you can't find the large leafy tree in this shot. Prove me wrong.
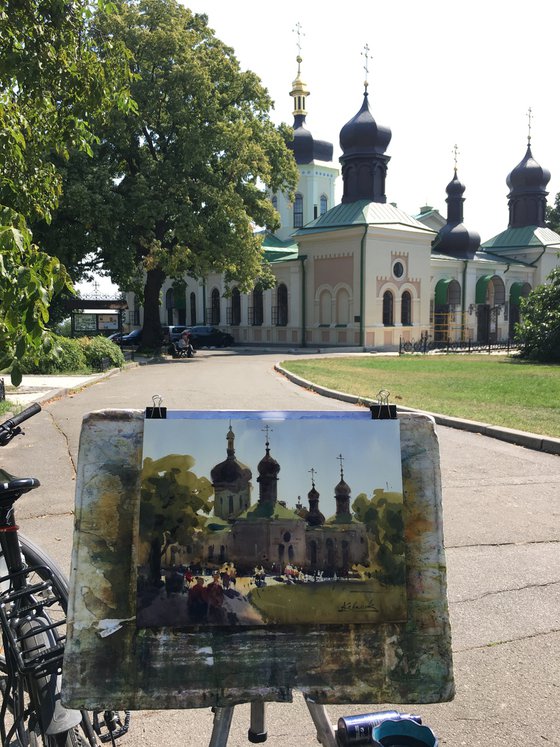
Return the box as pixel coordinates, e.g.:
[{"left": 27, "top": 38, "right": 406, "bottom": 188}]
[
  {"left": 546, "top": 192, "right": 560, "bottom": 235},
  {"left": 0, "top": 0, "right": 132, "bottom": 382},
  {"left": 515, "top": 267, "right": 560, "bottom": 363},
  {"left": 36, "top": 0, "right": 299, "bottom": 347}
]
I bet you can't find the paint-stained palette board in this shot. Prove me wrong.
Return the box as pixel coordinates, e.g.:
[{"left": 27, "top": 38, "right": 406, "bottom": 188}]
[{"left": 63, "top": 410, "right": 454, "bottom": 710}]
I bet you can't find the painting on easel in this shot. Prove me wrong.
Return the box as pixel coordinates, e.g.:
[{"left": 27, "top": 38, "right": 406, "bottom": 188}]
[{"left": 136, "top": 411, "right": 406, "bottom": 627}]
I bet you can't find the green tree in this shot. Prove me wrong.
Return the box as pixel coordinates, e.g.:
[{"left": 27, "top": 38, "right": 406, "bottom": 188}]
[
  {"left": 0, "top": 0, "right": 132, "bottom": 381},
  {"left": 515, "top": 267, "right": 560, "bottom": 363},
  {"left": 0, "top": 207, "right": 72, "bottom": 385},
  {"left": 545, "top": 193, "right": 560, "bottom": 235},
  {"left": 36, "top": 0, "right": 299, "bottom": 347},
  {"left": 139, "top": 454, "right": 214, "bottom": 584}
]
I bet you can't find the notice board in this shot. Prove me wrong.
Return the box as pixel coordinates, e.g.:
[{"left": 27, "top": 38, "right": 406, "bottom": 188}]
[{"left": 63, "top": 409, "right": 454, "bottom": 710}]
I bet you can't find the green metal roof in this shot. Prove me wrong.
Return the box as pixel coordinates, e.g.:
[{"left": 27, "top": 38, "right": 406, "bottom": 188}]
[
  {"left": 293, "top": 200, "right": 436, "bottom": 237},
  {"left": 260, "top": 231, "right": 298, "bottom": 263},
  {"left": 481, "top": 225, "right": 560, "bottom": 252}
]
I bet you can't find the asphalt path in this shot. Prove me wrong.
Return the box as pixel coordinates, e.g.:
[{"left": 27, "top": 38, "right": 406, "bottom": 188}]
[{"left": 2, "top": 350, "right": 559, "bottom": 746}]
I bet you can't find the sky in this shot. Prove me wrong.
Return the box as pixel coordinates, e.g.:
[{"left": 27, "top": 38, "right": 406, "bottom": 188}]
[
  {"left": 143, "top": 413, "right": 403, "bottom": 518},
  {"left": 78, "top": 0, "right": 560, "bottom": 296},
  {"left": 184, "top": 0, "right": 559, "bottom": 241}
]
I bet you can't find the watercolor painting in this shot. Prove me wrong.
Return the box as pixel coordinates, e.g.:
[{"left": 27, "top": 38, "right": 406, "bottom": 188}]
[{"left": 136, "top": 411, "right": 406, "bottom": 627}]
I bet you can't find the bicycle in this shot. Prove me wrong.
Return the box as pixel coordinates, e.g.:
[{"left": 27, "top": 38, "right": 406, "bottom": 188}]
[{"left": 0, "top": 403, "right": 131, "bottom": 746}]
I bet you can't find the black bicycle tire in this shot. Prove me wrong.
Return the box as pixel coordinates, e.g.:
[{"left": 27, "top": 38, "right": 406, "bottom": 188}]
[{"left": 0, "top": 536, "right": 89, "bottom": 746}]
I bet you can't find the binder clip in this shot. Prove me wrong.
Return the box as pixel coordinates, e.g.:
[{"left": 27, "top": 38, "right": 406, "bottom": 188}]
[
  {"left": 370, "top": 389, "right": 397, "bottom": 420},
  {"left": 145, "top": 394, "right": 167, "bottom": 419}
]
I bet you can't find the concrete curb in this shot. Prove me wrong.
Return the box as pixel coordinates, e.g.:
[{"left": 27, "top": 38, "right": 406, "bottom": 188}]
[{"left": 274, "top": 363, "right": 560, "bottom": 457}]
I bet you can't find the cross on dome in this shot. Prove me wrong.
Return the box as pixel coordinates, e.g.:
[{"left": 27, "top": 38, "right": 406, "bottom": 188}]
[{"left": 361, "top": 42, "right": 372, "bottom": 92}]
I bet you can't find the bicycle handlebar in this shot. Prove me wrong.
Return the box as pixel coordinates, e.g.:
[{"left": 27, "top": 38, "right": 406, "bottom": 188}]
[{"left": 0, "top": 403, "right": 41, "bottom": 431}]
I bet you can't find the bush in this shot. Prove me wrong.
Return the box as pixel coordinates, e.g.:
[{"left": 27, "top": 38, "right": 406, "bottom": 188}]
[
  {"left": 19, "top": 336, "right": 88, "bottom": 374},
  {"left": 78, "top": 336, "right": 126, "bottom": 371},
  {"left": 516, "top": 267, "right": 560, "bottom": 363}
]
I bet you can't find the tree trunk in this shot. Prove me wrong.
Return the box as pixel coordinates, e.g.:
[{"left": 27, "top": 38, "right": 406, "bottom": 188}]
[
  {"left": 142, "top": 266, "right": 166, "bottom": 347},
  {"left": 149, "top": 536, "right": 163, "bottom": 586}
]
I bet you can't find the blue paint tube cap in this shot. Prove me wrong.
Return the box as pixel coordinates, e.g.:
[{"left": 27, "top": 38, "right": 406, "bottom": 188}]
[{"left": 371, "top": 718, "right": 438, "bottom": 746}]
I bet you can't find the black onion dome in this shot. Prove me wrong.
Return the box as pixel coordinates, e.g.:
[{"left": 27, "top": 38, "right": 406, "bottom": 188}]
[
  {"left": 446, "top": 171, "right": 466, "bottom": 198},
  {"left": 290, "top": 116, "right": 333, "bottom": 164},
  {"left": 257, "top": 447, "right": 280, "bottom": 479},
  {"left": 433, "top": 223, "right": 480, "bottom": 260},
  {"left": 335, "top": 478, "right": 351, "bottom": 497},
  {"left": 507, "top": 145, "right": 551, "bottom": 194},
  {"left": 339, "top": 93, "right": 391, "bottom": 157},
  {"left": 432, "top": 168, "right": 480, "bottom": 260},
  {"left": 210, "top": 426, "right": 251, "bottom": 487}
]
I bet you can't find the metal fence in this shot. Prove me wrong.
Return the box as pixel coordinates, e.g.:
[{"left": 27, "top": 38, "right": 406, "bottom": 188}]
[{"left": 399, "top": 334, "right": 513, "bottom": 355}]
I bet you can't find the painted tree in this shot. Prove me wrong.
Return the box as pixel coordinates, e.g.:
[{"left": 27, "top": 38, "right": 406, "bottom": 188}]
[
  {"left": 139, "top": 454, "right": 214, "bottom": 584},
  {"left": 515, "top": 267, "right": 560, "bottom": 363},
  {"left": 352, "top": 488, "right": 405, "bottom": 585},
  {"left": 35, "top": 0, "right": 299, "bottom": 347},
  {"left": 0, "top": 0, "right": 132, "bottom": 381}
]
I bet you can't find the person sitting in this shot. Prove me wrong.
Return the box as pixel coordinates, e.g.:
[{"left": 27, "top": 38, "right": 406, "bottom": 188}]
[{"left": 171, "top": 330, "right": 194, "bottom": 358}]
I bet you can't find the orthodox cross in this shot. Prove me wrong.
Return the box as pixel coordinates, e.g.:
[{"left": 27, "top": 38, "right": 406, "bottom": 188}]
[
  {"left": 527, "top": 106, "right": 532, "bottom": 145},
  {"left": 293, "top": 22, "right": 304, "bottom": 56},
  {"left": 309, "top": 466, "right": 317, "bottom": 487},
  {"left": 452, "top": 144, "right": 460, "bottom": 172},
  {"left": 361, "top": 43, "right": 372, "bottom": 91},
  {"left": 262, "top": 424, "right": 273, "bottom": 449},
  {"left": 337, "top": 453, "right": 345, "bottom": 479}
]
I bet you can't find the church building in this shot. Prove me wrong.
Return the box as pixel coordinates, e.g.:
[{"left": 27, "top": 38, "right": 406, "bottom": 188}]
[{"left": 134, "top": 51, "right": 560, "bottom": 350}]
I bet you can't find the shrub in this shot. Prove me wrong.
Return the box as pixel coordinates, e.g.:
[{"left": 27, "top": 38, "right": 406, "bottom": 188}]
[
  {"left": 19, "top": 336, "right": 88, "bottom": 374},
  {"left": 78, "top": 336, "right": 125, "bottom": 371},
  {"left": 516, "top": 267, "right": 560, "bottom": 363}
]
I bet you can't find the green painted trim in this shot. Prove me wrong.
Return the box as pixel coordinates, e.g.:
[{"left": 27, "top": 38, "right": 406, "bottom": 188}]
[
  {"left": 475, "top": 275, "right": 492, "bottom": 304},
  {"left": 434, "top": 278, "right": 452, "bottom": 305}
]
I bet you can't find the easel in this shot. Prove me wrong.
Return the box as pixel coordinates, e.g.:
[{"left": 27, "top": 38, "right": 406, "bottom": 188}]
[{"left": 209, "top": 698, "right": 337, "bottom": 747}]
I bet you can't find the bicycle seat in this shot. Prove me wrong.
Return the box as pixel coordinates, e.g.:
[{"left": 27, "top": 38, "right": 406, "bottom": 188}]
[{"left": 0, "top": 469, "right": 40, "bottom": 502}]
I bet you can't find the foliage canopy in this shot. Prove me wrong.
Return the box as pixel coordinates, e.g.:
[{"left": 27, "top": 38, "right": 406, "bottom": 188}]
[
  {"left": 515, "top": 266, "right": 560, "bottom": 363},
  {"left": 36, "top": 0, "right": 300, "bottom": 346}
]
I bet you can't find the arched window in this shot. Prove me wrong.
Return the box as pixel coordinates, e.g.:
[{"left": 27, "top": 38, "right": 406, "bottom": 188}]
[
  {"left": 401, "top": 291, "right": 412, "bottom": 326},
  {"left": 277, "top": 283, "right": 288, "bottom": 326},
  {"left": 382, "top": 290, "right": 394, "bottom": 326},
  {"left": 231, "top": 287, "right": 241, "bottom": 326},
  {"left": 211, "top": 288, "right": 220, "bottom": 325},
  {"left": 190, "top": 292, "right": 197, "bottom": 326},
  {"left": 293, "top": 193, "right": 303, "bottom": 228},
  {"left": 320, "top": 194, "right": 328, "bottom": 215},
  {"left": 319, "top": 289, "right": 332, "bottom": 325},
  {"left": 252, "top": 287, "right": 263, "bottom": 326},
  {"left": 336, "top": 288, "right": 350, "bottom": 324}
]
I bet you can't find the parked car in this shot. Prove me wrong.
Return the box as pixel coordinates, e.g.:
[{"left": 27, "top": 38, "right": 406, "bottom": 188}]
[
  {"left": 107, "top": 332, "right": 125, "bottom": 344},
  {"left": 118, "top": 328, "right": 143, "bottom": 346},
  {"left": 187, "top": 325, "right": 234, "bottom": 349},
  {"left": 161, "top": 325, "right": 189, "bottom": 344}
]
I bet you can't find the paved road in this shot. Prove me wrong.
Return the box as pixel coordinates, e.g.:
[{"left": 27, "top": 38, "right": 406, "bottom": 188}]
[{"left": 2, "top": 350, "right": 559, "bottom": 746}]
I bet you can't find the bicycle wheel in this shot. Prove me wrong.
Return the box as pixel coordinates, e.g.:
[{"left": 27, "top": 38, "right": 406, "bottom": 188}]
[
  {"left": 0, "top": 537, "right": 88, "bottom": 746},
  {"left": 4, "top": 537, "right": 130, "bottom": 746}
]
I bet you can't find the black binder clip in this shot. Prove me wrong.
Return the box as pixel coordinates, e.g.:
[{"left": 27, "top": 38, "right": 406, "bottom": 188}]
[
  {"left": 370, "top": 389, "right": 397, "bottom": 420},
  {"left": 145, "top": 394, "right": 167, "bottom": 419}
]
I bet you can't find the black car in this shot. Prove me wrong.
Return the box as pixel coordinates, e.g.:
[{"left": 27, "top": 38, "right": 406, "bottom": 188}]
[
  {"left": 187, "top": 326, "right": 234, "bottom": 349},
  {"left": 118, "top": 328, "right": 143, "bottom": 346}
]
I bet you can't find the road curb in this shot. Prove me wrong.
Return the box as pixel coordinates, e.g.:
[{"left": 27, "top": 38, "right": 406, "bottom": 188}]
[{"left": 274, "top": 363, "right": 560, "bottom": 456}]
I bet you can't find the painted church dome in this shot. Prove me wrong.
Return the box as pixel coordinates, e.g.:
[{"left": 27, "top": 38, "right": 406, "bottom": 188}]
[{"left": 210, "top": 426, "right": 252, "bottom": 487}]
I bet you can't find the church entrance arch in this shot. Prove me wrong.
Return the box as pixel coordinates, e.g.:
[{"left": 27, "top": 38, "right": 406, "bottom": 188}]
[
  {"left": 508, "top": 281, "right": 531, "bottom": 339},
  {"left": 433, "top": 278, "right": 461, "bottom": 342},
  {"left": 475, "top": 275, "right": 505, "bottom": 343}
]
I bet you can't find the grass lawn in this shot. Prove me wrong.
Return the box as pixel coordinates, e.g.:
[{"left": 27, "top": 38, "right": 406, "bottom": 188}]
[{"left": 280, "top": 354, "right": 560, "bottom": 438}]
